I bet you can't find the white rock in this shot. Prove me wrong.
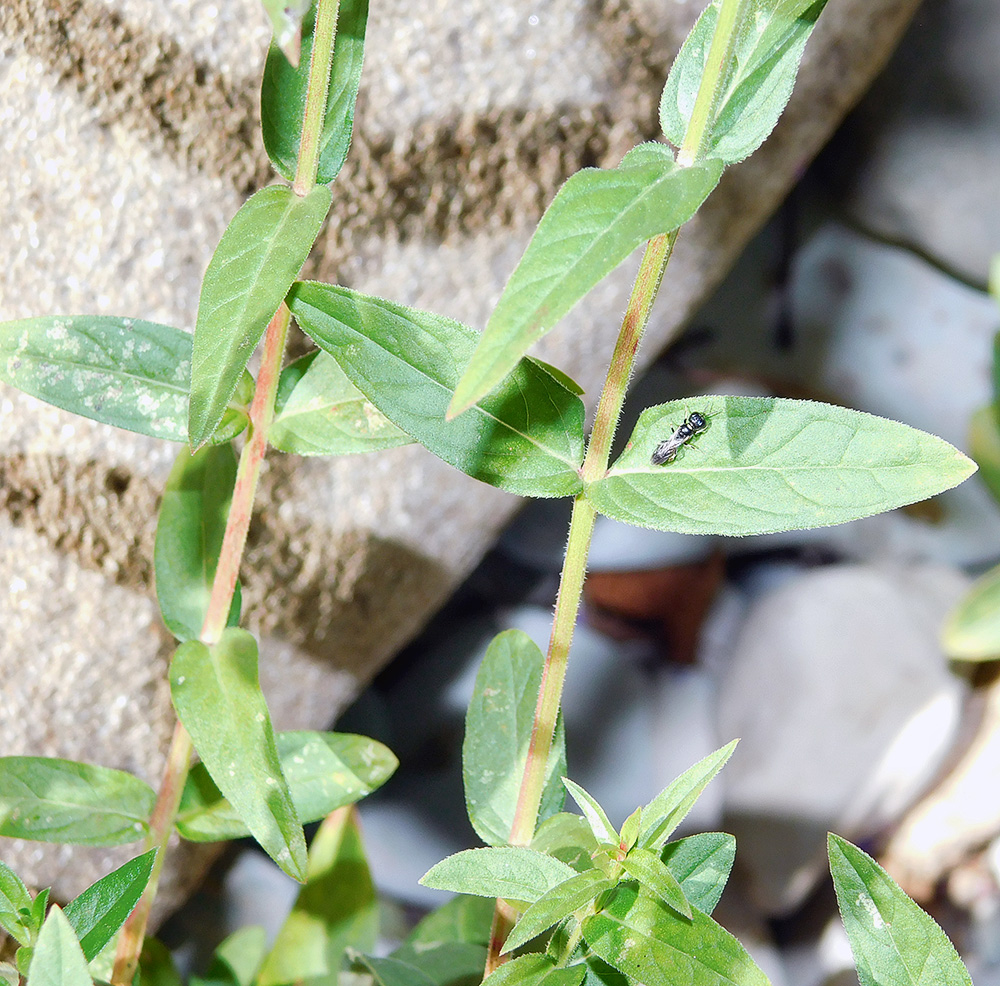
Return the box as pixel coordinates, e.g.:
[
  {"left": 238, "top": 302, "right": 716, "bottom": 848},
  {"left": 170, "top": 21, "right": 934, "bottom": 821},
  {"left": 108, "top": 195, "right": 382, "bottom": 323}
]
[{"left": 716, "top": 563, "right": 969, "bottom": 915}]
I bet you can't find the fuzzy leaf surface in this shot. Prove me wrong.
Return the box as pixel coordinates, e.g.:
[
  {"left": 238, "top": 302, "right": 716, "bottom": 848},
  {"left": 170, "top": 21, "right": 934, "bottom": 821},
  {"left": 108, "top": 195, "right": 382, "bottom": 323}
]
[
  {"left": 155, "top": 443, "right": 240, "bottom": 642},
  {"left": 483, "top": 954, "right": 586, "bottom": 986},
  {"left": 169, "top": 629, "right": 307, "bottom": 880},
  {"left": 407, "top": 895, "right": 495, "bottom": 948},
  {"left": 828, "top": 834, "right": 973, "bottom": 986},
  {"left": 258, "top": 808, "right": 377, "bottom": 985},
  {"left": 942, "top": 561, "right": 1000, "bottom": 661},
  {"left": 0, "top": 758, "right": 154, "bottom": 846},
  {"left": 661, "top": 833, "right": 736, "bottom": 915},
  {"left": 0, "top": 315, "right": 248, "bottom": 443},
  {"left": 0, "top": 861, "right": 32, "bottom": 946},
  {"left": 271, "top": 350, "right": 411, "bottom": 456},
  {"left": 449, "top": 146, "right": 722, "bottom": 414},
  {"left": 583, "top": 883, "right": 769, "bottom": 986},
  {"left": 561, "top": 778, "right": 616, "bottom": 845},
  {"left": 175, "top": 730, "right": 396, "bottom": 841},
  {"left": 420, "top": 847, "right": 575, "bottom": 903},
  {"left": 288, "top": 281, "right": 586, "bottom": 495},
  {"left": 502, "top": 869, "right": 613, "bottom": 955},
  {"left": 464, "top": 629, "right": 567, "bottom": 846},
  {"left": 638, "top": 741, "right": 737, "bottom": 850},
  {"left": 63, "top": 850, "right": 156, "bottom": 961},
  {"left": 531, "top": 812, "right": 601, "bottom": 873},
  {"left": 660, "top": 0, "right": 829, "bottom": 164},
  {"left": 589, "top": 397, "right": 976, "bottom": 537},
  {"left": 189, "top": 183, "right": 332, "bottom": 447},
  {"left": 362, "top": 942, "right": 487, "bottom": 986},
  {"left": 261, "top": 0, "right": 369, "bottom": 184},
  {"left": 621, "top": 847, "right": 692, "bottom": 918},
  {"left": 25, "top": 907, "right": 92, "bottom": 986}
]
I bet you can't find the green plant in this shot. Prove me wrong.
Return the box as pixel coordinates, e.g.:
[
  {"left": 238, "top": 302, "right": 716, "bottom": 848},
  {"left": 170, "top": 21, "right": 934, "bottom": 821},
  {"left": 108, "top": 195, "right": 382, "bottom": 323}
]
[{"left": 0, "top": 1, "right": 981, "bottom": 985}]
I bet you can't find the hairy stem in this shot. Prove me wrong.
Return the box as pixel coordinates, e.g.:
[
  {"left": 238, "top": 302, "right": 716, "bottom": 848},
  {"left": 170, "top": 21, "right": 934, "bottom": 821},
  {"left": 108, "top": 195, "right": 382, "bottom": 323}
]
[{"left": 294, "top": 0, "right": 341, "bottom": 195}]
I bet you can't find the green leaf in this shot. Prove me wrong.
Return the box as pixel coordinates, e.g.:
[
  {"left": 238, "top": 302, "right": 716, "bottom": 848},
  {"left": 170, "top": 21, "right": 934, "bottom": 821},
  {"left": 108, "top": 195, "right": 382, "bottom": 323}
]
[
  {"left": 26, "top": 907, "right": 93, "bottom": 986},
  {"left": 354, "top": 955, "right": 435, "bottom": 986},
  {"left": 942, "top": 562, "right": 1000, "bottom": 661},
  {"left": 0, "top": 962, "right": 18, "bottom": 986},
  {"left": 579, "top": 957, "right": 630, "bottom": 986},
  {"left": 828, "top": 834, "right": 973, "bottom": 986},
  {"left": 661, "top": 833, "right": 736, "bottom": 915},
  {"left": 420, "top": 848, "right": 576, "bottom": 903},
  {"left": 260, "top": 0, "right": 310, "bottom": 66},
  {"left": 366, "top": 942, "right": 487, "bottom": 986},
  {"left": 137, "top": 938, "right": 183, "bottom": 986},
  {"left": 175, "top": 730, "right": 396, "bottom": 841},
  {"left": 169, "top": 629, "right": 307, "bottom": 881},
  {"left": 531, "top": 813, "right": 600, "bottom": 872},
  {"left": 0, "top": 315, "right": 249, "bottom": 444},
  {"left": 0, "top": 861, "right": 32, "bottom": 946},
  {"left": 502, "top": 869, "right": 613, "bottom": 955},
  {"left": 638, "top": 741, "right": 737, "bottom": 851},
  {"left": 620, "top": 847, "right": 691, "bottom": 919},
  {"left": 618, "top": 808, "right": 642, "bottom": 852},
  {"left": 660, "top": 0, "right": 829, "bottom": 164},
  {"left": 407, "top": 895, "right": 495, "bottom": 947},
  {"left": 271, "top": 350, "right": 411, "bottom": 456},
  {"left": 287, "top": 281, "right": 587, "bottom": 497},
  {"left": 206, "top": 927, "right": 267, "bottom": 986},
  {"left": 189, "top": 183, "right": 332, "bottom": 448},
  {"left": 463, "top": 629, "right": 567, "bottom": 846},
  {"left": 561, "top": 779, "right": 616, "bottom": 846},
  {"left": 63, "top": 850, "right": 156, "bottom": 961},
  {"left": 0, "top": 757, "right": 154, "bottom": 846},
  {"left": 448, "top": 146, "right": 723, "bottom": 415},
  {"left": 483, "top": 954, "right": 586, "bottom": 986},
  {"left": 261, "top": 0, "right": 369, "bottom": 184},
  {"left": 588, "top": 397, "right": 976, "bottom": 537},
  {"left": 154, "top": 443, "right": 240, "bottom": 642},
  {"left": 583, "top": 883, "right": 769, "bottom": 986},
  {"left": 968, "top": 404, "right": 1000, "bottom": 505},
  {"left": 257, "top": 807, "right": 376, "bottom": 985}
]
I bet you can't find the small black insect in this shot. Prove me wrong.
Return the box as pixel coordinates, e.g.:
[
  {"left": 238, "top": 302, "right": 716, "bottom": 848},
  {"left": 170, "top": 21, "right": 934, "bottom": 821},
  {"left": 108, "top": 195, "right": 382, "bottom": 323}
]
[{"left": 650, "top": 411, "right": 708, "bottom": 466}]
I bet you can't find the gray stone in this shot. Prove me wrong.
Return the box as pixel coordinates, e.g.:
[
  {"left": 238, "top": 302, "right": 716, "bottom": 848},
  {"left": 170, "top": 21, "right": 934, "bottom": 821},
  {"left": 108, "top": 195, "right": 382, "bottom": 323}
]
[
  {"left": 0, "top": 0, "right": 924, "bottom": 910},
  {"left": 716, "top": 563, "right": 968, "bottom": 915}
]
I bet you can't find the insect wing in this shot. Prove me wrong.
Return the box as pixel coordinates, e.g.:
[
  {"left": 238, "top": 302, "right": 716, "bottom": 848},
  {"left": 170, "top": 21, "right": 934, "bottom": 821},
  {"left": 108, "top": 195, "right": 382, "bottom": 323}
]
[{"left": 651, "top": 435, "right": 683, "bottom": 465}]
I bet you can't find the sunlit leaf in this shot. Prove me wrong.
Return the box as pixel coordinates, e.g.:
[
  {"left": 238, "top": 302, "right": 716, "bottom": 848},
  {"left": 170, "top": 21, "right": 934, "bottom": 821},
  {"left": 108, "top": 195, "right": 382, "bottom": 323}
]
[
  {"left": 483, "top": 954, "right": 586, "bottom": 986},
  {"left": 420, "top": 847, "right": 575, "bottom": 903},
  {"left": 661, "top": 832, "right": 736, "bottom": 915},
  {"left": 0, "top": 758, "right": 153, "bottom": 846},
  {"left": 25, "top": 907, "right": 92, "bottom": 986},
  {"left": 660, "top": 0, "right": 829, "bottom": 164},
  {"left": 359, "top": 942, "right": 487, "bottom": 986},
  {"left": 0, "top": 315, "right": 248, "bottom": 444},
  {"left": 169, "top": 629, "right": 307, "bottom": 881},
  {"left": 588, "top": 397, "right": 976, "bottom": 537},
  {"left": 189, "top": 184, "right": 332, "bottom": 447},
  {"left": 531, "top": 812, "right": 601, "bottom": 873},
  {"left": 407, "top": 895, "right": 495, "bottom": 948},
  {"left": 0, "top": 861, "right": 33, "bottom": 946},
  {"left": 464, "top": 630, "right": 567, "bottom": 846},
  {"left": 621, "top": 847, "right": 691, "bottom": 919},
  {"left": 271, "top": 350, "right": 411, "bottom": 456},
  {"left": 561, "top": 779, "right": 616, "bottom": 846},
  {"left": 829, "top": 834, "right": 973, "bottom": 986},
  {"left": 449, "top": 146, "right": 722, "bottom": 415},
  {"left": 288, "top": 281, "right": 586, "bottom": 496}
]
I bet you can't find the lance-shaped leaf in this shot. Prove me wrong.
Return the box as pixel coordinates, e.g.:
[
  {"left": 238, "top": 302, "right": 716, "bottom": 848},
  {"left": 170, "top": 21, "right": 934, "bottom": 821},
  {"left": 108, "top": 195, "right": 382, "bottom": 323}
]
[
  {"left": 205, "top": 927, "right": 268, "bottom": 986},
  {"left": 420, "top": 848, "right": 575, "bottom": 903},
  {"left": 502, "top": 869, "right": 613, "bottom": 955},
  {"left": 63, "top": 850, "right": 156, "bottom": 961},
  {"left": 155, "top": 443, "right": 241, "bottom": 642},
  {"left": 828, "top": 834, "right": 973, "bottom": 986},
  {"left": 582, "top": 884, "right": 769, "bottom": 986},
  {"left": 448, "top": 146, "right": 723, "bottom": 415},
  {"left": 661, "top": 833, "right": 736, "bottom": 915},
  {"left": 562, "top": 779, "right": 616, "bottom": 845},
  {"left": 288, "top": 282, "right": 586, "bottom": 496},
  {"left": 621, "top": 848, "right": 691, "bottom": 919},
  {"left": 175, "top": 730, "right": 397, "bottom": 841},
  {"left": 531, "top": 812, "right": 601, "bottom": 873},
  {"left": 169, "top": 629, "right": 307, "bottom": 881},
  {"left": 969, "top": 404, "right": 1000, "bottom": 505},
  {"left": 484, "top": 954, "right": 586, "bottom": 986},
  {"left": 942, "top": 562, "right": 1000, "bottom": 661},
  {"left": 588, "top": 396, "right": 977, "bottom": 537},
  {"left": 0, "top": 315, "right": 249, "bottom": 444},
  {"left": 25, "top": 907, "right": 92, "bottom": 986},
  {"left": 0, "top": 861, "right": 33, "bottom": 947},
  {"left": 0, "top": 758, "right": 154, "bottom": 846},
  {"left": 407, "top": 895, "right": 495, "bottom": 948},
  {"left": 359, "top": 942, "right": 488, "bottom": 986},
  {"left": 660, "top": 0, "right": 829, "bottom": 164},
  {"left": 189, "top": 183, "right": 332, "bottom": 448},
  {"left": 262, "top": 0, "right": 369, "bottom": 184},
  {"left": 260, "top": 0, "right": 311, "bottom": 66},
  {"left": 639, "top": 741, "right": 737, "bottom": 851},
  {"left": 257, "top": 808, "right": 376, "bottom": 986},
  {"left": 464, "top": 630, "right": 567, "bottom": 846},
  {"left": 271, "top": 350, "right": 411, "bottom": 456}
]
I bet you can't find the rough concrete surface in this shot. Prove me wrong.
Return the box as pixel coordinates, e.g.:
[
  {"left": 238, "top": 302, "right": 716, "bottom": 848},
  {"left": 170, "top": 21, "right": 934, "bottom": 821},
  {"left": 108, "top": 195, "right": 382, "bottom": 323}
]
[{"left": 0, "top": 0, "right": 922, "bottom": 910}]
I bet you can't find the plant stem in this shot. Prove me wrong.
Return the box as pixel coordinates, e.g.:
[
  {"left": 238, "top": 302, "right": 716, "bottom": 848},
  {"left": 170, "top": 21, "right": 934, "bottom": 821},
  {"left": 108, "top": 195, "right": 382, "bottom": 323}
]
[{"left": 293, "top": 0, "right": 341, "bottom": 195}]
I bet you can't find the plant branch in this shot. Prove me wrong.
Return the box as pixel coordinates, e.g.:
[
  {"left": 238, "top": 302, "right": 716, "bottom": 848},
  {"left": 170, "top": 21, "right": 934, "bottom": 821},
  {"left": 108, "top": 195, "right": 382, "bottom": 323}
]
[{"left": 293, "top": 0, "right": 341, "bottom": 195}]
